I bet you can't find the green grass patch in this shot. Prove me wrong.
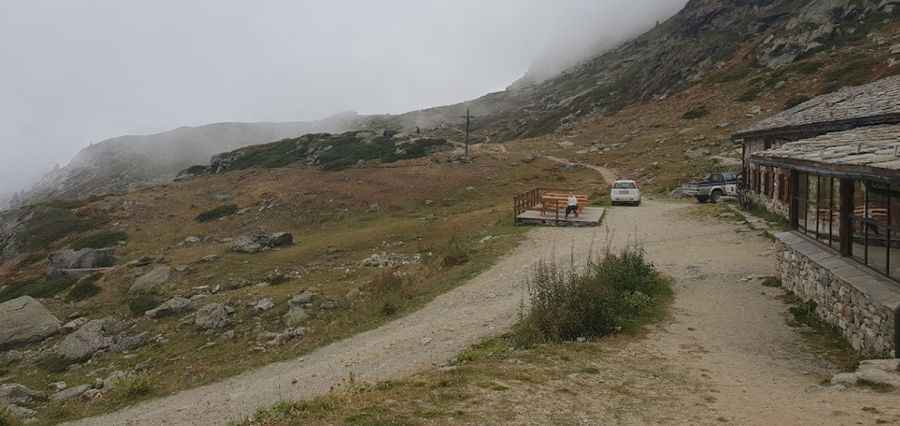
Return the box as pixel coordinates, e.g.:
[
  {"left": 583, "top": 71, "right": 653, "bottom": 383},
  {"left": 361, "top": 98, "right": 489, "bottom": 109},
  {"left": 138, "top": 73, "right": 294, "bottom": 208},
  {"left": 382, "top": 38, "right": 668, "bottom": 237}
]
[
  {"left": 37, "top": 353, "right": 77, "bottom": 373},
  {"left": 66, "top": 274, "right": 102, "bottom": 302},
  {"left": 70, "top": 230, "right": 128, "bottom": 250},
  {"left": 781, "top": 293, "right": 863, "bottom": 370},
  {"left": 19, "top": 206, "right": 104, "bottom": 252},
  {"left": 513, "top": 245, "right": 672, "bottom": 346},
  {"left": 195, "top": 204, "right": 238, "bottom": 223},
  {"left": 0, "top": 277, "right": 76, "bottom": 303}
]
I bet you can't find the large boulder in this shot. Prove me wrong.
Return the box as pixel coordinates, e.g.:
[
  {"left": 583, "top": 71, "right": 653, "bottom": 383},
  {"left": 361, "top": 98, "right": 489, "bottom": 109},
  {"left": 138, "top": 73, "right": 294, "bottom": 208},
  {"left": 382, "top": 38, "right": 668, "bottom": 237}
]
[
  {"left": 55, "top": 317, "right": 140, "bottom": 361},
  {"left": 129, "top": 265, "right": 171, "bottom": 294},
  {"left": 47, "top": 248, "right": 115, "bottom": 277},
  {"left": 0, "top": 296, "right": 61, "bottom": 349},
  {"left": 145, "top": 296, "right": 192, "bottom": 319}
]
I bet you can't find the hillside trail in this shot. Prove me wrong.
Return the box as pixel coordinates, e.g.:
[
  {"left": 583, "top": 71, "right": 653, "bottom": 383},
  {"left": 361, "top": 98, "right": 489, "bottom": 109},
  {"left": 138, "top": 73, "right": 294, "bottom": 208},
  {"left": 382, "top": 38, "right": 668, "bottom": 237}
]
[
  {"left": 68, "top": 199, "right": 897, "bottom": 423},
  {"left": 543, "top": 155, "right": 618, "bottom": 184}
]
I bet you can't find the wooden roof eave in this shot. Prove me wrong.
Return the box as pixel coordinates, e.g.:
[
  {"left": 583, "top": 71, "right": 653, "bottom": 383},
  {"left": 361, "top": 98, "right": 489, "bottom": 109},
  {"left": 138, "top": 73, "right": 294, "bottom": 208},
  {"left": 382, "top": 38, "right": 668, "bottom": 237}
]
[
  {"left": 749, "top": 155, "right": 900, "bottom": 184},
  {"left": 731, "top": 112, "right": 900, "bottom": 141}
]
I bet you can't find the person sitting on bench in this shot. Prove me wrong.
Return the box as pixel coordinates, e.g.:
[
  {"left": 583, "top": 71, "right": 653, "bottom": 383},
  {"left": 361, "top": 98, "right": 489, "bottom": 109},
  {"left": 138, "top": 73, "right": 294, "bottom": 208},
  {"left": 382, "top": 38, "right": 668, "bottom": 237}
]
[{"left": 565, "top": 194, "right": 579, "bottom": 218}]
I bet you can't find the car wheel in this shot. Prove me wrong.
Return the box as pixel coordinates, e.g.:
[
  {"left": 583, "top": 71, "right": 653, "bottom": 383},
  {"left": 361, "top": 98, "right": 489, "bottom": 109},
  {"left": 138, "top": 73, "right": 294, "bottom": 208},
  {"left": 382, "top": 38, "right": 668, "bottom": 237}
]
[
  {"left": 696, "top": 196, "right": 708, "bottom": 204},
  {"left": 710, "top": 190, "right": 722, "bottom": 204}
]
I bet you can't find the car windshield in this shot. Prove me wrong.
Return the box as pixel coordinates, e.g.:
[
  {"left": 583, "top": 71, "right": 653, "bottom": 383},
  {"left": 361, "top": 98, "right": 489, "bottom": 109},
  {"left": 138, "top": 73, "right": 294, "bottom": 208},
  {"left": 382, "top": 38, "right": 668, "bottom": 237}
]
[{"left": 613, "top": 182, "right": 636, "bottom": 189}]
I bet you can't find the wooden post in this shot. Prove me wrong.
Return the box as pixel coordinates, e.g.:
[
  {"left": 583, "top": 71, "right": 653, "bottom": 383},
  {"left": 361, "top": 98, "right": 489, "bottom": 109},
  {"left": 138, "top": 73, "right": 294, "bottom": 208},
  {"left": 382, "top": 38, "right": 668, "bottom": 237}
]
[
  {"left": 465, "top": 108, "right": 470, "bottom": 160},
  {"left": 789, "top": 170, "right": 799, "bottom": 230},
  {"left": 840, "top": 178, "right": 853, "bottom": 257}
]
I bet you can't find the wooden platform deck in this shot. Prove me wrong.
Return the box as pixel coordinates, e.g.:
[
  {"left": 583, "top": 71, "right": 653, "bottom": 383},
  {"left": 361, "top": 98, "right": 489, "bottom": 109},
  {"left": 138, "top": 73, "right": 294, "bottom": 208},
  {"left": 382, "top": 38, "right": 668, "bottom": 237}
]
[{"left": 515, "top": 207, "right": 606, "bottom": 227}]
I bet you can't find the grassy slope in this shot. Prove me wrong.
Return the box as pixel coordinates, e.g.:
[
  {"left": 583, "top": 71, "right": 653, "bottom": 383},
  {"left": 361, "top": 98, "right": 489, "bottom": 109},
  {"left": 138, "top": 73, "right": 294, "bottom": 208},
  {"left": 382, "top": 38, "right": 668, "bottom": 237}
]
[{"left": 0, "top": 152, "right": 607, "bottom": 424}]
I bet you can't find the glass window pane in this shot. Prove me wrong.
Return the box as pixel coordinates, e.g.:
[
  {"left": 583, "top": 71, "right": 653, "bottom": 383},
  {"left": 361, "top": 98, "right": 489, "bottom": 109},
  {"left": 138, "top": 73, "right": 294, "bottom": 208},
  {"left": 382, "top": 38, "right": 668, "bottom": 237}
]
[
  {"left": 851, "top": 180, "right": 866, "bottom": 263},
  {"left": 797, "top": 173, "right": 808, "bottom": 233},
  {"left": 807, "top": 175, "right": 818, "bottom": 236},
  {"left": 867, "top": 185, "right": 890, "bottom": 274},
  {"left": 890, "top": 189, "right": 900, "bottom": 279},
  {"left": 818, "top": 177, "right": 833, "bottom": 245},
  {"left": 830, "top": 179, "right": 841, "bottom": 247}
]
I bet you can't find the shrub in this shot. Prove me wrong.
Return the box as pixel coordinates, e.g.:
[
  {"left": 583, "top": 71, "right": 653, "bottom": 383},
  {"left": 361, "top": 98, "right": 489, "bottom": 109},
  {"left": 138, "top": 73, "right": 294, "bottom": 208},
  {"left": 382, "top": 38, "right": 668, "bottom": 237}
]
[
  {"left": 67, "top": 274, "right": 102, "bottom": 302},
  {"left": 129, "top": 294, "right": 163, "bottom": 316},
  {"left": 70, "top": 230, "right": 128, "bottom": 250},
  {"left": 0, "top": 408, "right": 20, "bottom": 426},
  {"left": 513, "top": 246, "right": 671, "bottom": 346},
  {"left": 0, "top": 277, "right": 76, "bottom": 303},
  {"left": 784, "top": 95, "right": 812, "bottom": 110},
  {"left": 792, "top": 61, "right": 823, "bottom": 75},
  {"left": 195, "top": 204, "right": 238, "bottom": 223},
  {"left": 681, "top": 106, "right": 709, "bottom": 120},
  {"left": 119, "top": 374, "right": 154, "bottom": 399},
  {"left": 441, "top": 237, "right": 470, "bottom": 268}
]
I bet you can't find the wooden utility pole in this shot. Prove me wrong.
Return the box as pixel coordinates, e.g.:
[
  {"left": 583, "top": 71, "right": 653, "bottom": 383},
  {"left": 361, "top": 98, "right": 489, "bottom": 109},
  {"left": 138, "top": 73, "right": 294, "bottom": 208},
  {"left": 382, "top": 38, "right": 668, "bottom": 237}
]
[{"left": 465, "top": 108, "right": 471, "bottom": 159}]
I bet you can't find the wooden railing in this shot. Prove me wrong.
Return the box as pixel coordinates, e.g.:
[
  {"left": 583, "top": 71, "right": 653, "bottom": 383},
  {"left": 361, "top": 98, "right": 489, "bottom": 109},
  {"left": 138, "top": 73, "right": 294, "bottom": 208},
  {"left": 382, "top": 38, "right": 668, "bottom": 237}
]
[{"left": 513, "top": 188, "right": 584, "bottom": 224}]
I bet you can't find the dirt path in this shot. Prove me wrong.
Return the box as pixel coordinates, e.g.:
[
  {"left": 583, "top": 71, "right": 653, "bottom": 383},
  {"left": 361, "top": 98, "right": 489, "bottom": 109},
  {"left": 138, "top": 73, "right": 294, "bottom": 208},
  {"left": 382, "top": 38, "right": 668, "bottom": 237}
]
[
  {"left": 544, "top": 155, "right": 618, "bottom": 184},
  {"left": 69, "top": 195, "right": 899, "bottom": 425}
]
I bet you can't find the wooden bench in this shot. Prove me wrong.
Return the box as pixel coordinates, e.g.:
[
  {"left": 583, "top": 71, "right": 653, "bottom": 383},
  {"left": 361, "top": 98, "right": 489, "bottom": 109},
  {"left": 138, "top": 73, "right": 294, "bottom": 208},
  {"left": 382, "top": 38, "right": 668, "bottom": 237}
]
[{"left": 540, "top": 193, "right": 589, "bottom": 217}]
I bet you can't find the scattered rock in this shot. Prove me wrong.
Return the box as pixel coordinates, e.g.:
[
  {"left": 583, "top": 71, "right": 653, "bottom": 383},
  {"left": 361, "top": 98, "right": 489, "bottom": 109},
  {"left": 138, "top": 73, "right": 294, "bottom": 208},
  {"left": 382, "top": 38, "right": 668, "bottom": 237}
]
[
  {"left": 261, "top": 327, "right": 305, "bottom": 346},
  {"left": 283, "top": 306, "right": 309, "bottom": 327},
  {"left": 200, "top": 255, "right": 220, "bottom": 263},
  {"left": 0, "top": 296, "right": 61, "bottom": 349},
  {"left": 290, "top": 291, "right": 318, "bottom": 307},
  {"left": 102, "top": 371, "right": 129, "bottom": 389},
  {"left": 253, "top": 298, "right": 275, "bottom": 312},
  {"left": 62, "top": 317, "right": 89, "bottom": 332},
  {"left": 1, "top": 403, "right": 36, "bottom": 421},
  {"left": 195, "top": 303, "right": 231, "bottom": 330},
  {"left": 51, "top": 384, "right": 91, "bottom": 402},
  {"left": 49, "top": 382, "right": 68, "bottom": 392},
  {"left": 145, "top": 297, "right": 192, "bottom": 319},
  {"left": 361, "top": 252, "right": 422, "bottom": 268},
  {"left": 129, "top": 265, "right": 172, "bottom": 294},
  {"left": 0, "top": 383, "right": 46, "bottom": 406},
  {"left": 230, "top": 232, "right": 294, "bottom": 254},
  {"left": 183, "top": 236, "right": 201, "bottom": 245}
]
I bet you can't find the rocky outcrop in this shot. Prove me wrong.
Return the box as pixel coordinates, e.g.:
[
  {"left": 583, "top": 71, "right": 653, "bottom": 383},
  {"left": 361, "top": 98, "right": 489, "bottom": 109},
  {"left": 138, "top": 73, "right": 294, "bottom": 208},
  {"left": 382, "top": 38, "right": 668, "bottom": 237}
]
[
  {"left": 195, "top": 303, "right": 231, "bottom": 330},
  {"left": 129, "top": 265, "right": 172, "bottom": 294},
  {"left": 145, "top": 296, "right": 192, "bottom": 319},
  {"left": 47, "top": 248, "right": 115, "bottom": 278},
  {"left": 0, "top": 383, "right": 47, "bottom": 407},
  {"left": 55, "top": 317, "right": 145, "bottom": 361},
  {"left": 0, "top": 296, "right": 61, "bottom": 349}
]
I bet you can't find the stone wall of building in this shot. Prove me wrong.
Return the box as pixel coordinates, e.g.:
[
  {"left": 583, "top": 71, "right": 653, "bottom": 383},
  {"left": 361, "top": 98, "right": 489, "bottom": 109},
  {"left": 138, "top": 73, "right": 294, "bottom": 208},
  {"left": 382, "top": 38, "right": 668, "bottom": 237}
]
[{"left": 775, "top": 233, "right": 900, "bottom": 357}]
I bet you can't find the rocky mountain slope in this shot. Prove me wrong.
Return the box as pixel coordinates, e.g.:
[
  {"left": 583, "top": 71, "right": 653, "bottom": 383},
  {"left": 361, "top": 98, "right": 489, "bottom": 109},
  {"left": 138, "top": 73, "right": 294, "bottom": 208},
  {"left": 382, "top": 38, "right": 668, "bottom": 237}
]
[{"left": 16, "top": 0, "right": 899, "bottom": 208}]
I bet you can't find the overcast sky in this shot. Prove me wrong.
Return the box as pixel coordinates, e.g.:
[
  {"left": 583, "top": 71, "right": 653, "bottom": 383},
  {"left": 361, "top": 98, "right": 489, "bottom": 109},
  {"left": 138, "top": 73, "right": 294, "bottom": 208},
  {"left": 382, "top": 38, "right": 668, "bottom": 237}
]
[{"left": 0, "top": 0, "right": 684, "bottom": 195}]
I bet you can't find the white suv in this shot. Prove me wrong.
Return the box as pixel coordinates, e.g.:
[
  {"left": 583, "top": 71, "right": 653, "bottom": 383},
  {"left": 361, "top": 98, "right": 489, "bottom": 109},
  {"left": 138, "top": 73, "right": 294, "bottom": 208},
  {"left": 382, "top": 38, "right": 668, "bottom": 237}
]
[{"left": 611, "top": 180, "right": 641, "bottom": 206}]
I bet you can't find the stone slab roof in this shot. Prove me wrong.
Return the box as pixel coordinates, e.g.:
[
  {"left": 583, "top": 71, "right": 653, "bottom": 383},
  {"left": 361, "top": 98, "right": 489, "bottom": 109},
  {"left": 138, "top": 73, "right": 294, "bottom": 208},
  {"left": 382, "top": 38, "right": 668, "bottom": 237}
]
[
  {"left": 736, "top": 75, "right": 900, "bottom": 136},
  {"left": 753, "top": 124, "right": 900, "bottom": 171}
]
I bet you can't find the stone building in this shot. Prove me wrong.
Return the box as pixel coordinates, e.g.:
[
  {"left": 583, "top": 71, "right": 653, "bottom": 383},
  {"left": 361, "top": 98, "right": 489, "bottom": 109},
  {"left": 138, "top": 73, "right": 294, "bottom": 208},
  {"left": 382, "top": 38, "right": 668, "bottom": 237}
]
[
  {"left": 733, "top": 75, "right": 900, "bottom": 356},
  {"left": 733, "top": 75, "right": 900, "bottom": 218}
]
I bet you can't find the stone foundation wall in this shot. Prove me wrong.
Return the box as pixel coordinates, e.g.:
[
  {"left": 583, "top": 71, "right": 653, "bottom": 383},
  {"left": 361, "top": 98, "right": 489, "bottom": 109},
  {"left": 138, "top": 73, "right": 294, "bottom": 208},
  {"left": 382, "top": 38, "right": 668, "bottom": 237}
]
[{"left": 775, "top": 235, "right": 900, "bottom": 357}]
